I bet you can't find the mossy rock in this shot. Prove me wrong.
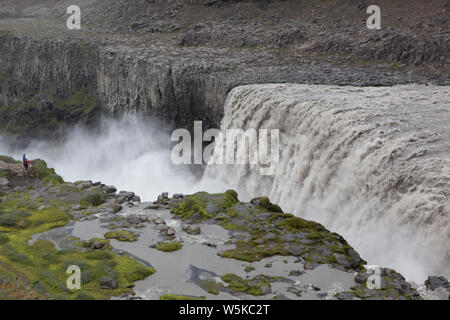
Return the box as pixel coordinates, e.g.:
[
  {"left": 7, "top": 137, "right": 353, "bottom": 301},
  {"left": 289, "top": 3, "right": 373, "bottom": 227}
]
[
  {"left": 152, "top": 241, "right": 182, "bottom": 252},
  {"left": 30, "top": 159, "right": 64, "bottom": 184},
  {"left": 80, "top": 191, "right": 105, "bottom": 207},
  {"left": 185, "top": 225, "right": 201, "bottom": 235},
  {"left": 104, "top": 230, "right": 138, "bottom": 242},
  {"left": 225, "top": 189, "right": 239, "bottom": 200},
  {"left": 250, "top": 197, "right": 283, "bottom": 213},
  {"left": 221, "top": 273, "right": 273, "bottom": 296}
]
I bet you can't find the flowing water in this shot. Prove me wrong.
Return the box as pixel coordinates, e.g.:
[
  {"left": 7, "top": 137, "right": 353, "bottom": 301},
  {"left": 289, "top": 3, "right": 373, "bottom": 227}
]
[
  {"left": 204, "top": 84, "right": 450, "bottom": 282},
  {"left": 1, "top": 84, "right": 448, "bottom": 283}
]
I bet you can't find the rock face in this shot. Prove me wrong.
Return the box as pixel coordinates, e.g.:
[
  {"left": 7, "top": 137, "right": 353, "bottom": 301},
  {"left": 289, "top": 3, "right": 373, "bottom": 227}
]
[
  {"left": 0, "top": 1, "right": 448, "bottom": 142},
  {"left": 100, "top": 277, "right": 118, "bottom": 289},
  {"left": 425, "top": 276, "right": 450, "bottom": 291}
]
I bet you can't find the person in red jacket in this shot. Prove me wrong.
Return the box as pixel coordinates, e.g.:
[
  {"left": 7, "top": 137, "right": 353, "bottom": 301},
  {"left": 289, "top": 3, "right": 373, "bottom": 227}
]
[{"left": 23, "top": 154, "right": 30, "bottom": 171}]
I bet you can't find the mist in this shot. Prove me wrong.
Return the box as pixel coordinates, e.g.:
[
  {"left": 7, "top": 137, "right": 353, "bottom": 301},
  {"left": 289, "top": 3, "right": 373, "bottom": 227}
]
[{"left": 0, "top": 115, "right": 232, "bottom": 202}]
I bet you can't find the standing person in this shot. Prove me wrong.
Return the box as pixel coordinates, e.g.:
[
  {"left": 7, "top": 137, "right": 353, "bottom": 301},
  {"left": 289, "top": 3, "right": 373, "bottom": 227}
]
[{"left": 23, "top": 154, "right": 30, "bottom": 171}]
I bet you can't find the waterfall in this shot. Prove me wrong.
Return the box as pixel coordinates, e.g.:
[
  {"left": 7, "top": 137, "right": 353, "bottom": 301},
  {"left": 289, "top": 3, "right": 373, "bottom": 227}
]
[{"left": 204, "top": 83, "right": 450, "bottom": 282}]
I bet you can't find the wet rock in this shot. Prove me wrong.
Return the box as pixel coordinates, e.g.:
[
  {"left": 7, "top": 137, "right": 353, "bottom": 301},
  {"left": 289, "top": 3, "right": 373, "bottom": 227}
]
[
  {"left": 260, "top": 284, "right": 271, "bottom": 295},
  {"left": 347, "top": 248, "right": 362, "bottom": 268},
  {"left": 166, "top": 228, "right": 176, "bottom": 237},
  {"left": 100, "top": 277, "right": 118, "bottom": 289},
  {"left": 126, "top": 214, "right": 145, "bottom": 225},
  {"left": 288, "top": 245, "right": 307, "bottom": 256},
  {"left": 79, "top": 181, "right": 92, "bottom": 190},
  {"left": 303, "top": 262, "right": 319, "bottom": 270},
  {"left": 117, "top": 191, "right": 136, "bottom": 203},
  {"left": 287, "top": 286, "right": 302, "bottom": 297},
  {"left": 154, "top": 217, "right": 165, "bottom": 225},
  {"left": 144, "top": 204, "right": 160, "bottom": 210},
  {"left": 425, "top": 276, "right": 450, "bottom": 291},
  {"left": 184, "top": 225, "right": 201, "bottom": 235},
  {"left": 157, "top": 192, "right": 169, "bottom": 203},
  {"left": 202, "top": 242, "right": 217, "bottom": 248},
  {"left": 336, "top": 292, "right": 356, "bottom": 300},
  {"left": 333, "top": 253, "right": 351, "bottom": 269},
  {"left": 90, "top": 241, "right": 106, "bottom": 249},
  {"left": 131, "top": 195, "right": 141, "bottom": 203},
  {"left": 354, "top": 273, "right": 369, "bottom": 284},
  {"left": 157, "top": 224, "right": 169, "bottom": 232},
  {"left": 105, "top": 185, "right": 117, "bottom": 194},
  {"left": 288, "top": 270, "right": 305, "bottom": 277}
]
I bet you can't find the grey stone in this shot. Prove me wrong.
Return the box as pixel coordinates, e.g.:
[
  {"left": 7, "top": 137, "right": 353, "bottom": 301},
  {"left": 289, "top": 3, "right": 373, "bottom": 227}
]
[
  {"left": 100, "top": 277, "right": 118, "bottom": 289},
  {"left": 288, "top": 245, "right": 306, "bottom": 256},
  {"left": 105, "top": 185, "right": 117, "bottom": 193},
  {"left": 425, "top": 276, "right": 449, "bottom": 291},
  {"left": 259, "top": 284, "right": 271, "bottom": 295},
  {"left": 154, "top": 217, "right": 165, "bottom": 224},
  {"left": 333, "top": 253, "right": 351, "bottom": 269}
]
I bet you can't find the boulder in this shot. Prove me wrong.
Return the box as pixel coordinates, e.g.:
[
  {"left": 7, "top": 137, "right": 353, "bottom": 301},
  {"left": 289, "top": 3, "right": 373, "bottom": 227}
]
[
  {"left": 425, "top": 276, "right": 450, "bottom": 291},
  {"left": 90, "top": 241, "right": 106, "bottom": 250},
  {"left": 105, "top": 185, "right": 117, "bottom": 194},
  {"left": 100, "top": 277, "right": 118, "bottom": 289},
  {"left": 260, "top": 284, "right": 271, "bottom": 295}
]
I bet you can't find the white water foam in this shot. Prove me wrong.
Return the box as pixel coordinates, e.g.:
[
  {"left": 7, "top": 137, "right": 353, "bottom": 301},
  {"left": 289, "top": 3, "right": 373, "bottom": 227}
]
[{"left": 203, "top": 84, "right": 450, "bottom": 282}]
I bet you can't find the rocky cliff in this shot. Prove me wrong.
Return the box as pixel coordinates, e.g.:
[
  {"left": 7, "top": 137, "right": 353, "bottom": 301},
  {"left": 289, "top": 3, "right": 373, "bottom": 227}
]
[{"left": 0, "top": 0, "right": 449, "bottom": 142}]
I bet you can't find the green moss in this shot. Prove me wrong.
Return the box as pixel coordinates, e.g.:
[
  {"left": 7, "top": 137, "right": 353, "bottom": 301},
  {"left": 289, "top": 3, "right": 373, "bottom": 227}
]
[
  {"left": 0, "top": 170, "right": 155, "bottom": 300},
  {"left": 251, "top": 197, "right": 283, "bottom": 212},
  {"left": 225, "top": 189, "right": 238, "bottom": 200},
  {"left": 278, "top": 217, "right": 325, "bottom": 233},
  {"left": 219, "top": 246, "right": 289, "bottom": 262},
  {"left": 104, "top": 230, "right": 137, "bottom": 242},
  {"left": 184, "top": 225, "right": 201, "bottom": 235},
  {"left": 0, "top": 231, "right": 9, "bottom": 244},
  {"left": 171, "top": 193, "right": 212, "bottom": 220},
  {"left": 31, "top": 160, "right": 64, "bottom": 184},
  {"left": 80, "top": 191, "right": 105, "bottom": 207},
  {"left": 244, "top": 266, "right": 255, "bottom": 272},
  {"left": 198, "top": 279, "right": 223, "bottom": 295},
  {"left": 0, "top": 156, "right": 20, "bottom": 164},
  {"left": 220, "top": 273, "right": 273, "bottom": 296},
  {"left": 153, "top": 241, "right": 182, "bottom": 252},
  {"left": 160, "top": 294, "right": 205, "bottom": 300}
]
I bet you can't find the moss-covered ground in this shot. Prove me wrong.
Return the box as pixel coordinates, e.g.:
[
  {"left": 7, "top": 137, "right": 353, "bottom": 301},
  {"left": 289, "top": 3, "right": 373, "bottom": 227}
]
[{"left": 0, "top": 157, "right": 155, "bottom": 299}]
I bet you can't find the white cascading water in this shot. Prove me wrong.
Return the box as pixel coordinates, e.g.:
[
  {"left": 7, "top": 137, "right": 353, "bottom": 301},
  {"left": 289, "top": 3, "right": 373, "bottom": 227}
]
[
  {"left": 0, "top": 115, "right": 230, "bottom": 202},
  {"left": 203, "top": 84, "right": 450, "bottom": 282}
]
